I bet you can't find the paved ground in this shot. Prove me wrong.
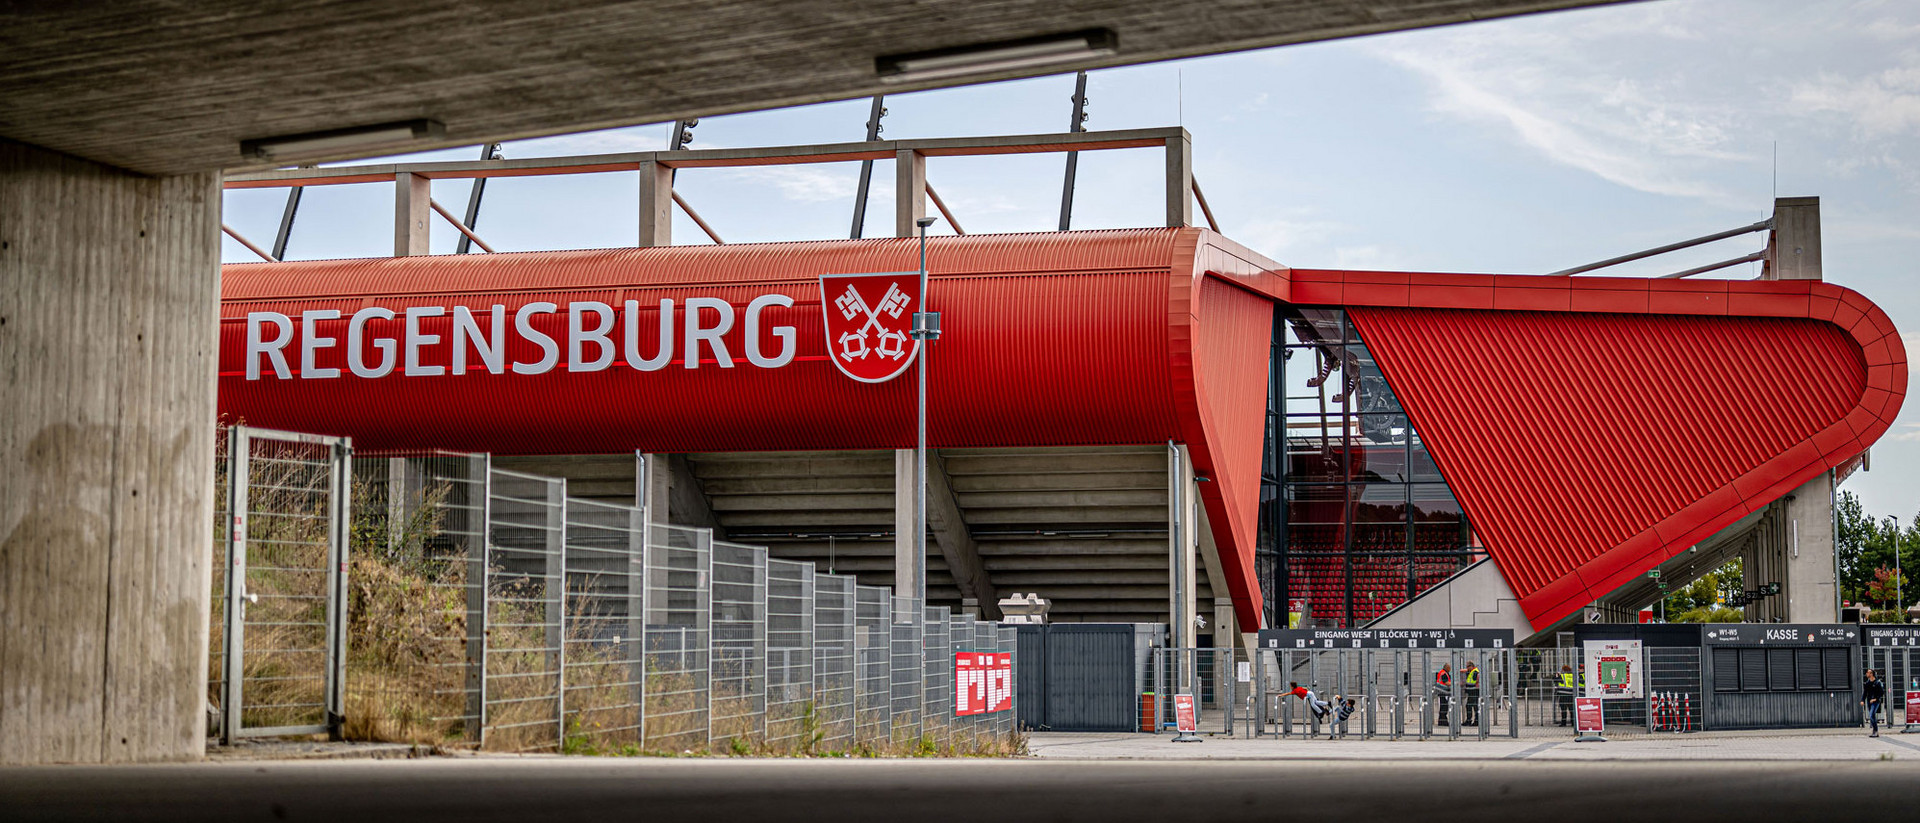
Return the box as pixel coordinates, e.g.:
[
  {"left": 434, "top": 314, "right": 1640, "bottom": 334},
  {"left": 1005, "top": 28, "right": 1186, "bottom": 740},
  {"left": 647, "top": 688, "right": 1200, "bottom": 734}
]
[
  {"left": 7, "top": 756, "right": 1920, "bottom": 822},
  {"left": 1029, "top": 727, "right": 1920, "bottom": 761}
]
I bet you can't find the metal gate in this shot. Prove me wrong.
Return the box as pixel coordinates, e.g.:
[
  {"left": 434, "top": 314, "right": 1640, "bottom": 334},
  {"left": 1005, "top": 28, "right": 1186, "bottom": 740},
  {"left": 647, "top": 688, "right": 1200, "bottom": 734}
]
[
  {"left": 1254, "top": 629, "right": 1518, "bottom": 740},
  {"left": 1014, "top": 624, "right": 1139, "bottom": 733},
  {"left": 215, "top": 425, "right": 352, "bottom": 744}
]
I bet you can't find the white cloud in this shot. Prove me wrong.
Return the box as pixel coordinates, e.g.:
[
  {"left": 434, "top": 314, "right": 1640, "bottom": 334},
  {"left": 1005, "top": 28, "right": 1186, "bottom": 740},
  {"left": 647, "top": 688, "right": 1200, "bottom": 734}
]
[
  {"left": 720, "top": 164, "right": 858, "bottom": 203},
  {"left": 1790, "top": 66, "right": 1920, "bottom": 139},
  {"left": 1372, "top": 14, "right": 1752, "bottom": 208}
]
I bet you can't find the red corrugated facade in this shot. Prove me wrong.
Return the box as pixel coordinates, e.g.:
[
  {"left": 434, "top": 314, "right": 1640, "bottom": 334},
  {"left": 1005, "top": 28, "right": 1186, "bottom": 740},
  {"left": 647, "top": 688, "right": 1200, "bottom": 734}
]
[
  {"left": 219, "top": 229, "right": 1285, "bottom": 630},
  {"left": 1298, "top": 270, "right": 1905, "bottom": 630},
  {"left": 218, "top": 229, "right": 1905, "bottom": 633}
]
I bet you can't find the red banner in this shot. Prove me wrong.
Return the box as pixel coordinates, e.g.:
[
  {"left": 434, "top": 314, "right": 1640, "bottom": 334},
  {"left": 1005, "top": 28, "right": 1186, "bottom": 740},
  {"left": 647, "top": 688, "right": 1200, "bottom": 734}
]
[
  {"left": 956, "top": 652, "right": 1012, "bottom": 716},
  {"left": 1575, "top": 697, "right": 1604, "bottom": 735},
  {"left": 1174, "top": 694, "right": 1198, "bottom": 734},
  {"left": 1906, "top": 692, "right": 1920, "bottom": 726}
]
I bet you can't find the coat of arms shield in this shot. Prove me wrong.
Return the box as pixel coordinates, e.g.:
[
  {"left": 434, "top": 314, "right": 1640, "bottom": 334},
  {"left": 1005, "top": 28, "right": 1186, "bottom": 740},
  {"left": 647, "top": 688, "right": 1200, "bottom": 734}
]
[{"left": 818, "top": 271, "right": 922, "bottom": 383}]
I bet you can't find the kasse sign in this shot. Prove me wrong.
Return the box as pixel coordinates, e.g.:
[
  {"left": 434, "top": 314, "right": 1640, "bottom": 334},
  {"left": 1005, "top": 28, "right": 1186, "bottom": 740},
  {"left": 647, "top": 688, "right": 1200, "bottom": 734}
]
[{"left": 238, "top": 272, "right": 923, "bottom": 385}]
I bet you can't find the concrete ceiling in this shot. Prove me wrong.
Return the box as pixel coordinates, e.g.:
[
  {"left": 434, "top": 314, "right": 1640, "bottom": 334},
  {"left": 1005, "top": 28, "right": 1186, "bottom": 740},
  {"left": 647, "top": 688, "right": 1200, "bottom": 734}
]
[{"left": 2, "top": 1, "right": 1636, "bottom": 176}]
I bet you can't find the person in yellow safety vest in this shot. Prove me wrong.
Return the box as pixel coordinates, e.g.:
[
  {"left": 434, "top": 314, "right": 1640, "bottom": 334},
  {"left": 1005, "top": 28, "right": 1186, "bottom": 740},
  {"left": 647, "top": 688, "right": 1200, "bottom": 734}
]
[
  {"left": 1433, "top": 664, "right": 1452, "bottom": 724},
  {"left": 1462, "top": 661, "right": 1481, "bottom": 727},
  {"left": 1554, "top": 665, "right": 1576, "bottom": 726}
]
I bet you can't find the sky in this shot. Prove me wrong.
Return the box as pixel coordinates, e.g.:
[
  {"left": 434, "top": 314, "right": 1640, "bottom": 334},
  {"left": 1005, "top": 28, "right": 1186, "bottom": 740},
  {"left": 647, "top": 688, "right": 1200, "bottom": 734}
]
[{"left": 220, "top": 0, "right": 1920, "bottom": 520}]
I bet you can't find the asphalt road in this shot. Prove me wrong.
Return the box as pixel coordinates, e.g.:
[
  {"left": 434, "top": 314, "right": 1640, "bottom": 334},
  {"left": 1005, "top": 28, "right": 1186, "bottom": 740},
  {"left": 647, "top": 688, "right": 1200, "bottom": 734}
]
[{"left": 4, "top": 757, "right": 1915, "bottom": 822}]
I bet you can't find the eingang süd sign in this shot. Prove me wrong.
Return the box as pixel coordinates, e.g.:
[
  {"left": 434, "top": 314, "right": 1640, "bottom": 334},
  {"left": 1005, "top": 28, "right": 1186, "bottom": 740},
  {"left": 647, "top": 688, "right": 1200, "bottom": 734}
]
[{"left": 238, "top": 272, "right": 924, "bottom": 384}]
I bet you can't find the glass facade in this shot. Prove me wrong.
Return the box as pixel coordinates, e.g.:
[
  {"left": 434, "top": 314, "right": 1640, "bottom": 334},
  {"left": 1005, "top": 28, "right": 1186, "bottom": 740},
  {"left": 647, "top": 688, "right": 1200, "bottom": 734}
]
[{"left": 1257, "top": 308, "right": 1479, "bottom": 629}]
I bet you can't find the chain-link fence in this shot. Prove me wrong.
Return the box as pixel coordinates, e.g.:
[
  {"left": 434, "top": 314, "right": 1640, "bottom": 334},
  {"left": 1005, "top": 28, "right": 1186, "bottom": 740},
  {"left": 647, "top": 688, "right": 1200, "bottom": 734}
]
[{"left": 214, "top": 440, "right": 1020, "bottom": 755}]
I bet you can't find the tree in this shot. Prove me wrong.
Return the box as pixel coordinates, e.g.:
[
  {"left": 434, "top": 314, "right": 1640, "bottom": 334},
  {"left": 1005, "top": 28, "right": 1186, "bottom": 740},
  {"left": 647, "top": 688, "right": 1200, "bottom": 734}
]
[
  {"left": 1662, "top": 559, "right": 1743, "bottom": 622},
  {"left": 1866, "top": 567, "right": 1908, "bottom": 610}
]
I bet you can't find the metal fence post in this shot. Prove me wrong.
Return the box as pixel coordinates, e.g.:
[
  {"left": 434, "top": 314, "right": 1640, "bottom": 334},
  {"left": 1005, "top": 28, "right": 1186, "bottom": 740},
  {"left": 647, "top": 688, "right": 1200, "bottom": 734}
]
[
  {"left": 219, "top": 426, "right": 250, "bottom": 746},
  {"left": 547, "top": 479, "right": 568, "bottom": 749},
  {"left": 627, "top": 503, "right": 647, "bottom": 748},
  {"left": 1508, "top": 647, "right": 1519, "bottom": 738},
  {"left": 1252, "top": 647, "right": 1265, "bottom": 737},
  {"left": 325, "top": 440, "right": 352, "bottom": 740},
  {"left": 464, "top": 456, "right": 491, "bottom": 745}
]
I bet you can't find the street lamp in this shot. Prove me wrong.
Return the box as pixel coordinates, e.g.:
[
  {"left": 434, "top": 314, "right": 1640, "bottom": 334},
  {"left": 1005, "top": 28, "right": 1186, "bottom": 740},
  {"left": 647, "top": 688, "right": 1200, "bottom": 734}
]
[
  {"left": 911, "top": 216, "right": 940, "bottom": 614},
  {"left": 1891, "top": 515, "right": 1904, "bottom": 621}
]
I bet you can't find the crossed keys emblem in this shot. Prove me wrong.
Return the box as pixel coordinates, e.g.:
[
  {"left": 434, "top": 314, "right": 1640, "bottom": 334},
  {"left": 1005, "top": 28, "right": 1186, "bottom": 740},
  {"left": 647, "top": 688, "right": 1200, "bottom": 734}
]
[{"left": 833, "top": 282, "right": 913, "bottom": 362}]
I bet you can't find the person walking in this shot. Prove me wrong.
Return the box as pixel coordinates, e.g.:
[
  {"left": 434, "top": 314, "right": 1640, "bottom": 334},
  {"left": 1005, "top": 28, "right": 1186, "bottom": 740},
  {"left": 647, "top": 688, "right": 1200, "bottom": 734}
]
[
  {"left": 1554, "top": 665, "right": 1577, "bottom": 727},
  {"left": 1462, "top": 661, "right": 1481, "bottom": 727},
  {"left": 1433, "top": 664, "right": 1453, "bottom": 725},
  {"left": 1864, "top": 668, "right": 1888, "bottom": 738}
]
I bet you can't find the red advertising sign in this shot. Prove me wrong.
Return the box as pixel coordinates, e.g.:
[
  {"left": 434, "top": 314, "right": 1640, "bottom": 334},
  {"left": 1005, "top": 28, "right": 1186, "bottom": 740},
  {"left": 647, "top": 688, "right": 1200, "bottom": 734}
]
[
  {"left": 820, "top": 271, "right": 922, "bottom": 383},
  {"left": 1906, "top": 692, "right": 1920, "bottom": 726},
  {"left": 1575, "top": 697, "right": 1604, "bottom": 736},
  {"left": 1174, "top": 694, "right": 1198, "bottom": 734},
  {"left": 955, "top": 652, "right": 1012, "bottom": 716}
]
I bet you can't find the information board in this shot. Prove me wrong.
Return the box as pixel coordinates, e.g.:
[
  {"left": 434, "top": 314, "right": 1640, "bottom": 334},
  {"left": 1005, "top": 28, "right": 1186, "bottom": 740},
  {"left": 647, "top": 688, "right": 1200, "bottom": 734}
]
[
  {"left": 955, "top": 651, "right": 1012, "bottom": 716},
  {"left": 1174, "top": 694, "right": 1198, "bottom": 734},
  {"left": 1257, "top": 628, "right": 1514, "bottom": 651},
  {"left": 1575, "top": 697, "right": 1605, "bottom": 737},
  {"left": 1701, "top": 624, "right": 1858, "bottom": 645},
  {"left": 1907, "top": 692, "right": 1920, "bottom": 726},
  {"left": 1582, "top": 639, "right": 1643, "bottom": 699},
  {"left": 1865, "top": 626, "right": 1920, "bottom": 647}
]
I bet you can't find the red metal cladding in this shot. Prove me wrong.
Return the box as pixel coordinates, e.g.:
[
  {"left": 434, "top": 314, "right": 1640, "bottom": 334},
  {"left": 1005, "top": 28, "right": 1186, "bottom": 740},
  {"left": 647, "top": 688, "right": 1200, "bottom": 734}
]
[
  {"left": 219, "top": 228, "right": 1288, "bottom": 629},
  {"left": 1179, "top": 276, "right": 1274, "bottom": 631},
  {"left": 1325, "top": 272, "right": 1906, "bottom": 631}
]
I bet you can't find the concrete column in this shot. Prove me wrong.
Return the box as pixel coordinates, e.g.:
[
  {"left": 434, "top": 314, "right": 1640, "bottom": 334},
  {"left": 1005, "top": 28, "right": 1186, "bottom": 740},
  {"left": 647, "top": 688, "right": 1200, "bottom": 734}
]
[
  {"left": 893, "top": 150, "right": 925, "bottom": 239},
  {"left": 1785, "top": 471, "right": 1839, "bottom": 623},
  {"left": 394, "top": 172, "right": 429, "bottom": 256},
  {"left": 1164, "top": 133, "right": 1192, "bottom": 228},
  {"left": 641, "top": 454, "right": 670, "bottom": 526},
  {"left": 0, "top": 138, "right": 220, "bottom": 763},
  {"left": 894, "top": 448, "right": 920, "bottom": 621},
  {"left": 638, "top": 159, "right": 672, "bottom": 247},
  {"left": 1767, "top": 196, "right": 1821, "bottom": 281}
]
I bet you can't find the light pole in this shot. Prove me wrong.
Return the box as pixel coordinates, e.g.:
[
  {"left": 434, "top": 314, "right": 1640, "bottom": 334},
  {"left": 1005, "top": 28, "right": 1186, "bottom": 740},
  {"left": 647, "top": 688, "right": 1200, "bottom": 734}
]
[
  {"left": 911, "top": 216, "right": 940, "bottom": 614},
  {"left": 1892, "top": 515, "right": 1904, "bottom": 621}
]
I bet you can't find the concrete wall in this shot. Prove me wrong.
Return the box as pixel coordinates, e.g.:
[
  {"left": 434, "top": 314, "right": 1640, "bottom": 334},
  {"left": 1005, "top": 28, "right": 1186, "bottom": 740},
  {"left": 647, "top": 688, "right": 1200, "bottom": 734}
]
[
  {"left": 1366, "top": 560, "right": 1531, "bottom": 636},
  {"left": 0, "top": 139, "right": 219, "bottom": 763}
]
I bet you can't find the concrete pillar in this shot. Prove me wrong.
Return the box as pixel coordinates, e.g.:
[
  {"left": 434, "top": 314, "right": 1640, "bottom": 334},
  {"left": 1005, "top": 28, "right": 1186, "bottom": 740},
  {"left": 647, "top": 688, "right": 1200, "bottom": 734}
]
[
  {"left": 1164, "top": 133, "right": 1192, "bottom": 228},
  {"left": 638, "top": 159, "right": 672, "bottom": 247},
  {"left": 0, "top": 138, "right": 220, "bottom": 763},
  {"left": 1785, "top": 471, "right": 1839, "bottom": 623},
  {"left": 893, "top": 150, "right": 925, "bottom": 239},
  {"left": 1767, "top": 196, "right": 1821, "bottom": 281},
  {"left": 893, "top": 448, "right": 920, "bottom": 621},
  {"left": 641, "top": 454, "right": 670, "bottom": 526},
  {"left": 394, "top": 172, "right": 429, "bottom": 256}
]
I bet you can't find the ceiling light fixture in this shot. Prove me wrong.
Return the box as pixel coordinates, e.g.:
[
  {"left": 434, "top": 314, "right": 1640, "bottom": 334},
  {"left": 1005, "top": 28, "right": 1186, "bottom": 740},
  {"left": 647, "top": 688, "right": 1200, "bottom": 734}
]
[
  {"left": 240, "top": 119, "right": 445, "bottom": 161},
  {"left": 876, "top": 29, "right": 1117, "bottom": 83}
]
